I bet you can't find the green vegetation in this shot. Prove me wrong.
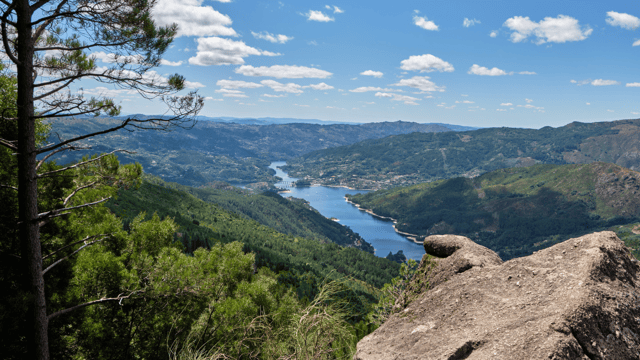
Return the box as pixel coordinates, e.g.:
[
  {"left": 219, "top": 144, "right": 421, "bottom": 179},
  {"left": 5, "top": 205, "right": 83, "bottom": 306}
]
[
  {"left": 284, "top": 120, "right": 640, "bottom": 189},
  {"left": 347, "top": 163, "right": 640, "bottom": 259},
  {"left": 48, "top": 117, "right": 454, "bottom": 186}
]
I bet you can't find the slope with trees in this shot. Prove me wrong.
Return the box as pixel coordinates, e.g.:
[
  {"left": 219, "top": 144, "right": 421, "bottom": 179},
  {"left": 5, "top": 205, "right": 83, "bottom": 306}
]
[
  {"left": 347, "top": 162, "right": 640, "bottom": 259},
  {"left": 284, "top": 120, "right": 640, "bottom": 189}
]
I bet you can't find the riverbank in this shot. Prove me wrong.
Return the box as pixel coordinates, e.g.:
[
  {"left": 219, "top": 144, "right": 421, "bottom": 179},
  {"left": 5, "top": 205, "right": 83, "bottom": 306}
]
[{"left": 344, "top": 197, "right": 424, "bottom": 244}]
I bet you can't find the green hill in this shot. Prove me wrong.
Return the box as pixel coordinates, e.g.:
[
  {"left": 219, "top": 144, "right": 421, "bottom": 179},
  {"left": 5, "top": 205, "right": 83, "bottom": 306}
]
[
  {"left": 47, "top": 117, "right": 453, "bottom": 186},
  {"left": 107, "top": 179, "right": 400, "bottom": 290},
  {"left": 346, "top": 162, "right": 640, "bottom": 260},
  {"left": 284, "top": 119, "right": 640, "bottom": 190}
]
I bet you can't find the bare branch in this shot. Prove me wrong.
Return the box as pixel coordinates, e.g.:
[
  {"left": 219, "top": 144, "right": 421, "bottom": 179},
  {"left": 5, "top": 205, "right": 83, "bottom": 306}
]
[
  {"left": 33, "top": 78, "right": 75, "bottom": 101},
  {"left": 0, "top": 184, "right": 18, "bottom": 191},
  {"left": 1, "top": 2, "right": 19, "bottom": 65},
  {"left": 63, "top": 181, "right": 98, "bottom": 206},
  {"left": 48, "top": 291, "right": 143, "bottom": 320},
  {"left": 36, "top": 121, "right": 132, "bottom": 154},
  {"left": 37, "top": 149, "right": 132, "bottom": 177},
  {"left": 0, "top": 138, "right": 17, "bottom": 150},
  {"left": 35, "top": 144, "right": 91, "bottom": 171},
  {"left": 37, "top": 197, "right": 111, "bottom": 221},
  {"left": 43, "top": 234, "right": 108, "bottom": 261},
  {"left": 42, "top": 236, "right": 109, "bottom": 275}
]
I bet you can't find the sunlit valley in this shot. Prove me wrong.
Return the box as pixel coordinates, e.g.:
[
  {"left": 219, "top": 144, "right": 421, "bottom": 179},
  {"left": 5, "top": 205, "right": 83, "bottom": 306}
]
[{"left": 2, "top": 1, "right": 640, "bottom": 359}]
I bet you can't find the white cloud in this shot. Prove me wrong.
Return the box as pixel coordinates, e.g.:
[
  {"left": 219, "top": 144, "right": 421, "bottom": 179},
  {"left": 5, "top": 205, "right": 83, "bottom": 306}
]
[
  {"left": 503, "top": 15, "right": 592, "bottom": 44},
  {"left": 295, "top": 104, "right": 310, "bottom": 107},
  {"left": 374, "top": 92, "right": 394, "bottom": 98},
  {"left": 496, "top": 109, "right": 507, "bottom": 111},
  {"left": 490, "top": 30, "right": 498, "bottom": 37},
  {"left": 79, "top": 87, "right": 137, "bottom": 98},
  {"left": 204, "top": 97, "right": 224, "bottom": 101},
  {"left": 392, "top": 76, "right": 445, "bottom": 92},
  {"left": 632, "top": 112, "right": 639, "bottom": 115},
  {"left": 217, "top": 80, "right": 263, "bottom": 89},
  {"left": 261, "top": 80, "right": 304, "bottom": 93},
  {"left": 500, "top": 103, "right": 513, "bottom": 106},
  {"left": 517, "top": 104, "right": 544, "bottom": 110},
  {"left": 375, "top": 92, "right": 420, "bottom": 105},
  {"left": 92, "top": 51, "right": 145, "bottom": 64},
  {"left": 153, "top": 0, "right": 237, "bottom": 38},
  {"left": 634, "top": 40, "right": 640, "bottom": 46},
  {"left": 349, "top": 87, "right": 399, "bottom": 93},
  {"left": 188, "top": 37, "right": 280, "bottom": 66},
  {"left": 413, "top": 15, "right": 439, "bottom": 31},
  {"left": 304, "top": 82, "right": 334, "bottom": 90},
  {"left": 627, "top": 83, "right": 640, "bottom": 87},
  {"left": 463, "top": 18, "right": 480, "bottom": 27},
  {"left": 215, "top": 89, "right": 248, "bottom": 98},
  {"left": 361, "top": 70, "right": 384, "bottom": 78},
  {"left": 591, "top": 79, "right": 620, "bottom": 86},
  {"left": 262, "top": 94, "right": 287, "bottom": 98},
  {"left": 519, "top": 71, "right": 536, "bottom": 75},
  {"left": 306, "top": 10, "right": 334, "bottom": 22},
  {"left": 525, "top": 98, "right": 533, "bottom": 103},
  {"left": 586, "top": 102, "right": 590, "bottom": 105},
  {"left": 608, "top": 109, "right": 615, "bottom": 112},
  {"left": 234, "top": 65, "right": 333, "bottom": 78},
  {"left": 606, "top": 11, "right": 640, "bottom": 30},
  {"left": 160, "top": 59, "right": 183, "bottom": 66},
  {"left": 251, "top": 31, "right": 294, "bottom": 44},
  {"left": 400, "top": 54, "right": 454, "bottom": 73},
  {"left": 325, "top": 5, "right": 344, "bottom": 13},
  {"left": 468, "top": 64, "right": 508, "bottom": 76}
]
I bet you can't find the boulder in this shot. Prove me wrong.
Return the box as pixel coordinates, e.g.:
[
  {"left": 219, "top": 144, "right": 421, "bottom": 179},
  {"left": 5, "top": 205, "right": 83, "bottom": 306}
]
[{"left": 355, "top": 231, "right": 640, "bottom": 359}]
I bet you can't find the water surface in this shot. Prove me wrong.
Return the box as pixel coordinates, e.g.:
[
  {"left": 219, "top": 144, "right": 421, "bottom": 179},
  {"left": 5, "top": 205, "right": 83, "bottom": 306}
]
[{"left": 270, "top": 161, "right": 425, "bottom": 260}]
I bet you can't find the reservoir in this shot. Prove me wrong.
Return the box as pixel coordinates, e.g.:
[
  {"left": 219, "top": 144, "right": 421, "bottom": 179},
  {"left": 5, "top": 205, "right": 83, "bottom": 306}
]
[{"left": 270, "top": 161, "right": 425, "bottom": 261}]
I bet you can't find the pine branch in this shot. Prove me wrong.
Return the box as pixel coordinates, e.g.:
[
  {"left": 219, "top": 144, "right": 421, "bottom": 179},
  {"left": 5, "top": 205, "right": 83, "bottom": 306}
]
[
  {"left": 37, "top": 197, "right": 111, "bottom": 221},
  {"left": 48, "top": 291, "right": 143, "bottom": 320},
  {"left": 36, "top": 149, "right": 132, "bottom": 177},
  {"left": 42, "top": 236, "right": 109, "bottom": 275},
  {"left": 63, "top": 181, "right": 98, "bottom": 206},
  {"left": 0, "top": 184, "right": 18, "bottom": 191},
  {"left": 43, "top": 234, "right": 108, "bottom": 261}
]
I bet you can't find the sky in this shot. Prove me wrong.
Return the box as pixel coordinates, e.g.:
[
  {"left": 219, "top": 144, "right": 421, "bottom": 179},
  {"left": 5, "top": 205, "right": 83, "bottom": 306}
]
[{"left": 45, "top": 1, "right": 640, "bottom": 128}]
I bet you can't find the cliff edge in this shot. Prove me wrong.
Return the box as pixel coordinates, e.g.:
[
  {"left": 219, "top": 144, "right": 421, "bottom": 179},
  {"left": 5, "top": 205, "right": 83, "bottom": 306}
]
[{"left": 356, "top": 231, "right": 640, "bottom": 359}]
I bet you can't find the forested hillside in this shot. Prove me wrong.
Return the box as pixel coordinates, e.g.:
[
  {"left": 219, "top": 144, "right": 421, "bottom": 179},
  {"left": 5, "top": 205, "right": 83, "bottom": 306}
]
[
  {"left": 347, "top": 162, "right": 640, "bottom": 259},
  {"left": 47, "top": 117, "right": 456, "bottom": 186},
  {"left": 284, "top": 119, "right": 640, "bottom": 190}
]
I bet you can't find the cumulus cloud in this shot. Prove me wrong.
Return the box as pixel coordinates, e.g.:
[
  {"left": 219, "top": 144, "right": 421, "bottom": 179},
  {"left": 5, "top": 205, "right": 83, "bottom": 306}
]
[
  {"left": 392, "top": 76, "right": 445, "bottom": 92},
  {"left": 261, "top": 80, "right": 304, "bottom": 93},
  {"left": 627, "top": 83, "right": 640, "bottom": 87},
  {"left": 349, "top": 87, "right": 400, "bottom": 93},
  {"left": 503, "top": 15, "right": 592, "bottom": 44},
  {"left": 413, "top": 15, "right": 439, "bottom": 31},
  {"left": 304, "top": 82, "right": 334, "bottom": 90},
  {"left": 606, "top": 11, "right": 640, "bottom": 30},
  {"left": 216, "top": 80, "right": 263, "bottom": 89},
  {"left": 500, "top": 103, "right": 513, "bottom": 106},
  {"left": 525, "top": 98, "right": 533, "bottom": 103},
  {"left": 455, "top": 100, "right": 474, "bottom": 104},
  {"left": 519, "top": 71, "right": 536, "bottom": 75},
  {"left": 591, "top": 79, "right": 620, "bottom": 86},
  {"left": 160, "top": 59, "right": 183, "bottom": 66},
  {"left": 490, "top": 30, "right": 498, "bottom": 37},
  {"left": 463, "top": 18, "right": 480, "bottom": 27},
  {"left": 153, "top": 0, "right": 237, "bottom": 37},
  {"left": 188, "top": 37, "right": 280, "bottom": 66},
  {"left": 361, "top": 70, "right": 384, "bottom": 78},
  {"left": 92, "top": 52, "right": 145, "bottom": 64},
  {"left": 234, "top": 65, "right": 333, "bottom": 78},
  {"left": 468, "top": 64, "right": 508, "bottom": 76},
  {"left": 400, "top": 54, "right": 454, "bottom": 73},
  {"left": 251, "top": 31, "right": 294, "bottom": 44},
  {"left": 306, "top": 10, "right": 334, "bottom": 22},
  {"left": 325, "top": 5, "right": 344, "bottom": 13},
  {"left": 215, "top": 89, "right": 248, "bottom": 98},
  {"left": 634, "top": 40, "right": 640, "bottom": 46},
  {"left": 376, "top": 92, "right": 420, "bottom": 105}
]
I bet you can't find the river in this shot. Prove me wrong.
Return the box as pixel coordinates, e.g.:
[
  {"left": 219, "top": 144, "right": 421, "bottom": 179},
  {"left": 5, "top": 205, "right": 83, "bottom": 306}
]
[{"left": 270, "top": 161, "right": 425, "bottom": 261}]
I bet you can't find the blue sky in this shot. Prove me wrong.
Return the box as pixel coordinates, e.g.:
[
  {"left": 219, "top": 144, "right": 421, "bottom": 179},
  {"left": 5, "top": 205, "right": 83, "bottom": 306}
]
[{"left": 78, "top": 1, "right": 640, "bottom": 127}]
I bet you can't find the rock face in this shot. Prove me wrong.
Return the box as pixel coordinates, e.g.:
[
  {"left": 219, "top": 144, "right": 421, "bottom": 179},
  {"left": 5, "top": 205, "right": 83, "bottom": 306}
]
[{"left": 356, "top": 232, "right": 640, "bottom": 360}]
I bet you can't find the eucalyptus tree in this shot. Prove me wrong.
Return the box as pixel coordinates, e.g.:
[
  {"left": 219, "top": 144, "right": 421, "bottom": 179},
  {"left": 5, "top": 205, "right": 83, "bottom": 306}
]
[{"left": 0, "top": 1, "right": 203, "bottom": 358}]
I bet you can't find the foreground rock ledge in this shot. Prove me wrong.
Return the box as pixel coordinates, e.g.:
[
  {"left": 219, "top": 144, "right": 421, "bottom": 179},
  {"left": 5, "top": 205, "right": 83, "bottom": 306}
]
[{"left": 355, "top": 232, "right": 640, "bottom": 360}]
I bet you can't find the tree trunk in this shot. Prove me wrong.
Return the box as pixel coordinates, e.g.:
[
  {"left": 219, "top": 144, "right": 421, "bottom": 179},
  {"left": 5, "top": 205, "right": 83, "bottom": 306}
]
[{"left": 16, "top": 1, "right": 49, "bottom": 359}]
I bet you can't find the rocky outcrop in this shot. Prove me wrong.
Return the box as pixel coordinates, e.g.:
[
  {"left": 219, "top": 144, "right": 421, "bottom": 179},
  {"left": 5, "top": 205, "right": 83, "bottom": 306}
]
[{"left": 356, "top": 231, "right": 640, "bottom": 359}]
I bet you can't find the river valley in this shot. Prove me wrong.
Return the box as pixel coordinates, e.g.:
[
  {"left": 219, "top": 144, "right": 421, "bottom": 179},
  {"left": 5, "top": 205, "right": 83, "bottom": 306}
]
[{"left": 270, "top": 161, "right": 425, "bottom": 261}]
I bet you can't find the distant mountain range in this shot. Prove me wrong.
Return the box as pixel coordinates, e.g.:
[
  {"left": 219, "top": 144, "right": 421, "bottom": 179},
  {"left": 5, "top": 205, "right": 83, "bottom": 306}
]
[
  {"left": 347, "top": 162, "right": 640, "bottom": 260},
  {"left": 47, "top": 117, "right": 471, "bottom": 186},
  {"left": 283, "top": 119, "right": 640, "bottom": 190}
]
